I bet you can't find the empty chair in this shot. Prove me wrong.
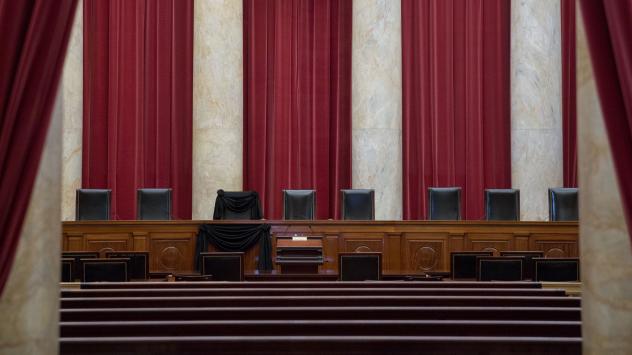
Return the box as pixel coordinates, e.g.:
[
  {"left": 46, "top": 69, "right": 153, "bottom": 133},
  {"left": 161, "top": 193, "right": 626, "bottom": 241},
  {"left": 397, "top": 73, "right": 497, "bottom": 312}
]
[
  {"left": 62, "top": 252, "right": 99, "bottom": 281},
  {"left": 75, "top": 189, "right": 111, "bottom": 220},
  {"left": 534, "top": 258, "right": 580, "bottom": 282},
  {"left": 485, "top": 189, "right": 520, "bottom": 221},
  {"left": 549, "top": 188, "right": 579, "bottom": 221},
  {"left": 61, "top": 258, "right": 74, "bottom": 282},
  {"left": 283, "top": 190, "right": 316, "bottom": 220},
  {"left": 450, "top": 251, "right": 494, "bottom": 280},
  {"left": 105, "top": 252, "right": 149, "bottom": 280},
  {"left": 338, "top": 253, "right": 382, "bottom": 281},
  {"left": 340, "top": 189, "right": 375, "bottom": 220},
  {"left": 137, "top": 188, "right": 172, "bottom": 220},
  {"left": 476, "top": 256, "right": 524, "bottom": 281},
  {"left": 500, "top": 251, "right": 545, "bottom": 280},
  {"left": 213, "top": 190, "right": 262, "bottom": 220},
  {"left": 81, "top": 258, "right": 130, "bottom": 282},
  {"left": 200, "top": 252, "right": 244, "bottom": 281},
  {"left": 427, "top": 187, "right": 461, "bottom": 220}
]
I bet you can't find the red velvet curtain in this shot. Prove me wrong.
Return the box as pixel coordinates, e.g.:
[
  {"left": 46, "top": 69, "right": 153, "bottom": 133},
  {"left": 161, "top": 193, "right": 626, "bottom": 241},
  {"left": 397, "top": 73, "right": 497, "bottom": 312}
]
[
  {"left": 83, "top": 0, "right": 193, "bottom": 220},
  {"left": 402, "top": 0, "right": 511, "bottom": 220},
  {"left": 579, "top": 0, "right": 632, "bottom": 245},
  {"left": 0, "top": 0, "right": 77, "bottom": 293},
  {"left": 243, "top": 0, "right": 352, "bottom": 219},
  {"left": 562, "top": 0, "right": 578, "bottom": 188}
]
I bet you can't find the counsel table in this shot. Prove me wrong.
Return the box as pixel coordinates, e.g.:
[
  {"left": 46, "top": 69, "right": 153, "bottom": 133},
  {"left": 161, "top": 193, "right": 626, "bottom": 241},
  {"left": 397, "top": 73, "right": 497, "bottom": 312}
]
[{"left": 62, "top": 220, "right": 578, "bottom": 275}]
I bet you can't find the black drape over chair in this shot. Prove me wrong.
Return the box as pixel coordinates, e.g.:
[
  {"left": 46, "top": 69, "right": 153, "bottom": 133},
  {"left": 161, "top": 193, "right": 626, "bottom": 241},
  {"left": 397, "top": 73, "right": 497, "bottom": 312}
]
[
  {"left": 195, "top": 224, "right": 272, "bottom": 271},
  {"left": 549, "top": 188, "right": 579, "bottom": 221},
  {"left": 76, "top": 189, "right": 111, "bottom": 220},
  {"left": 485, "top": 189, "right": 520, "bottom": 221},
  {"left": 213, "top": 190, "right": 262, "bottom": 220},
  {"left": 283, "top": 190, "right": 316, "bottom": 220},
  {"left": 428, "top": 187, "right": 461, "bottom": 220},
  {"left": 137, "top": 188, "right": 172, "bottom": 220},
  {"left": 340, "top": 189, "right": 375, "bottom": 220}
]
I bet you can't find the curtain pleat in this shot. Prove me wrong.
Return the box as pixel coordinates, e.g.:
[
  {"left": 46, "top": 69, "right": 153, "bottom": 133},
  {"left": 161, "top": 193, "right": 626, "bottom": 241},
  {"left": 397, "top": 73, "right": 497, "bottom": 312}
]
[
  {"left": 243, "top": 0, "right": 352, "bottom": 219},
  {"left": 402, "top": 0, "right": 511, "bottom": 220},
  {"left": 82, "top": 0, "right": 193, "bottom": 220},
  {"left": 562, "top": 0, "right": 578, "bottom": 188}
]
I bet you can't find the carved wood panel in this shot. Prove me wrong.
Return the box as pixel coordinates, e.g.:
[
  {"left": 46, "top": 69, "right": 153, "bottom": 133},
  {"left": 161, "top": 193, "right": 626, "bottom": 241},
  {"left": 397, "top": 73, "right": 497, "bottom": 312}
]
[
  {"left": 149, "top": 232, "right": 196, "bottom": 273},
  {"left": 84, "top": 234, "right": 132, "bottom": 256},
  {"left": 340, "top": 234, "right": 385, "bottom": 253},
  {"left": 466, "top": 234, "right": 514, "bottom": 255},
  {"left": 402, "top": 233, "right": 448, "bottom": 273},
  {"left": 530, "top": 234, "right": 579, "bottom": 257}
]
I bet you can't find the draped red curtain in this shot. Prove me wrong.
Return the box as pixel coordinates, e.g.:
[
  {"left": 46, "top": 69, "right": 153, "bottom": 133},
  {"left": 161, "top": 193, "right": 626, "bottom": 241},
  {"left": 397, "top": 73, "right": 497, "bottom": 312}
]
[
  {"left": 402, "top": 0, "right": 511, "bottom": 220},
  {"left": 579, "top": 0, "right": 632, "bottom": 245},
  {"left": 83, "top": 0, "right": 193, "bottom": 220},
  {"left": 562, "top": 0, "right": 578, "bottom": 188},
  {"left": 0, "top": 0, "right": 77, "bottom": 293},
  {"left": 243, "top": 0, "right": 352, "bottom": 219}
]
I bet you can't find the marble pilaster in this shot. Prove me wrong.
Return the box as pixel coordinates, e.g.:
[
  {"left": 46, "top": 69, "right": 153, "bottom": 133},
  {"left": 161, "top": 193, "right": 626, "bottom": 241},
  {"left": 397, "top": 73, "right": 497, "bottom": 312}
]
[
  {"left": 510, "top": 0, "right": 563, "bottom": 220},
  {"left": 352, "top": 0, "right": 402, "bottom": 220},
  {"left": 192, "top": 0, "right": 243, "bottom": 219},
  {"left": 0, "top": 93, "right": 62, "bottom": 355},
  {"left": 577, "top": 10, "right": 632, "bottom": 355},
  {"left": 61, "top": 0, "right": 83, "bottom": 221}
]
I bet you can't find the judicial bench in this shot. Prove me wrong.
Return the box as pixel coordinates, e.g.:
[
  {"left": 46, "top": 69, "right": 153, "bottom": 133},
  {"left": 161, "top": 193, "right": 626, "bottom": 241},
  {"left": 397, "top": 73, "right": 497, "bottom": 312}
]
[{"left": 62, "top": 220, "right": 578, "bottom": 276}]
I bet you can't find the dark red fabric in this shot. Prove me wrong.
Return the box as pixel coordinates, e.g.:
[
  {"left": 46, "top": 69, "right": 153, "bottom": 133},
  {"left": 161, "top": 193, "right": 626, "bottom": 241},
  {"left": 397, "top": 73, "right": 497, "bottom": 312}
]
[
  {"left": 579, "top": 0, "right": 632, "bottom": 245},
  {"left": 0, "top": 0, "right": 77, "bottom": 294},
  {"left": 562, "top": 0, "right": 578, "bottom": 188},
  {"left": 83, "top": 0, "right": 193, "bottom": 220},
  {"left": 243, "top": 0, "right": 352, "bottom": 219},
  {"left": 402, "top": 0, "right": 511, "bottom": 220}
]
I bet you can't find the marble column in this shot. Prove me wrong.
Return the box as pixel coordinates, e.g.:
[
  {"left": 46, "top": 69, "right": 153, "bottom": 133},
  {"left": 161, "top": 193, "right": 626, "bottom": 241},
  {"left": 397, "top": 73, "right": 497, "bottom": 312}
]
[
  {"left": 61, "top": 0, "right": 83, "bottom": 221},
  {"left": 352, "top": 0, "right": 402, "bottom": 220},
  {"left": 0, "top": 93, "right": 63, "bottom": 355},
  {"left": 510, "top": 0, "right": 563, "bottom": 221},
  {"left": 192, "top": 0, "right": 243, "bottom": 220},
  {"left": 577, "top": 10, "right": 632, "bottom": 355}
]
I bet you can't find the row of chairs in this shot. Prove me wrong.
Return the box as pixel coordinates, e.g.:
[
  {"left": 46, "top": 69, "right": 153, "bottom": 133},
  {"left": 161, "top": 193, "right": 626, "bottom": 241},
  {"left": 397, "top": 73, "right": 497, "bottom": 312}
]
[{"left": 76, "top": 187, "right": 578, "bottom": 221}]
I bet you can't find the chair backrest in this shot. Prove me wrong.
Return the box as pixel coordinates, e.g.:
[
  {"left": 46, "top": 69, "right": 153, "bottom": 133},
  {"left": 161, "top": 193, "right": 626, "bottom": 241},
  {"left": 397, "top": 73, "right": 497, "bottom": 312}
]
[
  {"left": 549, "top": 188, "right": 579, "bottom": 221},
  {"left": 76, "top": 189, "right": 111, "bottom": 220},
  {"left": 81, "top": 258, "right": 130, "bottom": 282},
  {"left": 62, "top": 252, "right": 100, "bottom": 281},
  {"left": 214, "top": 190, "right": 262, "bottom": 220},
  {"left": 534, "top": 257, "right": 580, "bottom": 282},
  {"left": 450, "top": 251, "right": 494, "bottom": 279},
  {"left": 500, "top": 251, "right": 545, "bottom": 280},
  {"left": 137, "top": 188, "right": 172, "bottom": 220},
  {"left": 338, "top": 252, "right": 382, "bottom": 281},
  {"left": 105, "top": 252, "right": 149, "bottom": 280},
  {"left": 427, "top": 187, "right": 461, "bottom": 220},
  {"left": 340, "top": 189, "right": 375, "bottom": 220},
  {"left": 61, "top": 258, "right": 74, "bottom": 282},
  {"left": 200, "top": 252, "right": 244, "bottom": 281},
  {"left": 485, "top": 189, "right": 520, "bottom": 221},
  {"left": 283, "top": 190, "right": 316, "bottom": 220},
  {"left": 476, "top": 256, "right": 524, "bottom": 281}
]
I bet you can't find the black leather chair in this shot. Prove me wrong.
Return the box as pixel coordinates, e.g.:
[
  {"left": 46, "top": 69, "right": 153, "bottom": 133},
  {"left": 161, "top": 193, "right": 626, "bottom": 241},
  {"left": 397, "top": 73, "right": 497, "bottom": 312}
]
[
  {"left": 213, "top": 190, "right": 263, "bottom": 220},
  {"left": 450, "top": 251, "right": 494, "bottom": 280},
  {"left": 61, "top": 258, "right": 74, "bottom": 282},
  {"left": 500, "top": 251, "right": 544, "bottom": 280},
  {"left": 76, "top": 189, "right": 111, "bottom": 220},
  {"left": 549, "top": 188, "right": 579, "bottom": 221},
  {"left": 476, "top": 256, "right": 524, "bottom": 281},
  {"left": 534, "top": 258, "right": 580, "bottom": 282},
  {"left": 428, "top": 187, "right": 461, "bottom": 220},
  {"left": 340, "top": 189, "right": 375, "bottom": 220},
  {"left": 62, "top": 252, "right": 99, "bottom": 281},
  {"left": 200, "top": 252, "right": 244, "bottom": 281},
  {"left": 338, "top": 252, "right": 382, "bottom": 281},
  {"left": 81, "top": 258, "right": 130, "bottom": 282},
  {"left": 105, "top": 252, "right": 149, "bottom": 280},
  {"left": 283, "top": 190, "right": 316, "bottom": 220},
  {"left": 485, "top": 189, "right": 520, "bottom": 221},
  {"left": 137, "top": 188, "right": 172, "bottom": 220}
]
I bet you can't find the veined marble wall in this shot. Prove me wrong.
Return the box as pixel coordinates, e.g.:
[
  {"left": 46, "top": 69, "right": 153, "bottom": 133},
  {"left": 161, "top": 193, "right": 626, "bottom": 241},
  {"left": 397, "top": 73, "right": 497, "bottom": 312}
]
[
  {"left": 577, "top": 10, "right": 632, "bottom": 355},
  {"left": 0, "top": 93, "right": 62, "bottom": 355},
  {"left": 352, "top": 0, "right": 402, "bottom": 220},
  {"left": 61, "top": 0, "right": 83, "bottom": 221},
  {"left": 192, "top": 0, "right": 243, "bottom": 219},
  {"left": 510, "top": 0, "right": 563, "bottom": 221}
]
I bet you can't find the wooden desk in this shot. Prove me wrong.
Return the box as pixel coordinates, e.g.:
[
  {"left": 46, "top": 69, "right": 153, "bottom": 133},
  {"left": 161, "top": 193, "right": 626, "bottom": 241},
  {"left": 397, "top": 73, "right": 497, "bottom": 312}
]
[{"left": 62, "top": 220, "right": 578, "bottom": 274}]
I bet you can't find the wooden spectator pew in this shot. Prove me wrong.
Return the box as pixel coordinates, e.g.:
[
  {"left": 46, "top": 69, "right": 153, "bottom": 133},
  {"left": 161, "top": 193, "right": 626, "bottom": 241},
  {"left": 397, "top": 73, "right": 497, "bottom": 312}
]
[{"left": 60, "top": 335, "right": 581, "bottom": 355}]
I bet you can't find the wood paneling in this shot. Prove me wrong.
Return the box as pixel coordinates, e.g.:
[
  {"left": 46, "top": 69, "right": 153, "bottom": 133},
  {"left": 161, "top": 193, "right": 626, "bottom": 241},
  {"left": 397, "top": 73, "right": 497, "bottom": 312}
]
[{"left": 62, "top": 221, "right": 579, "bottom": 274}]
